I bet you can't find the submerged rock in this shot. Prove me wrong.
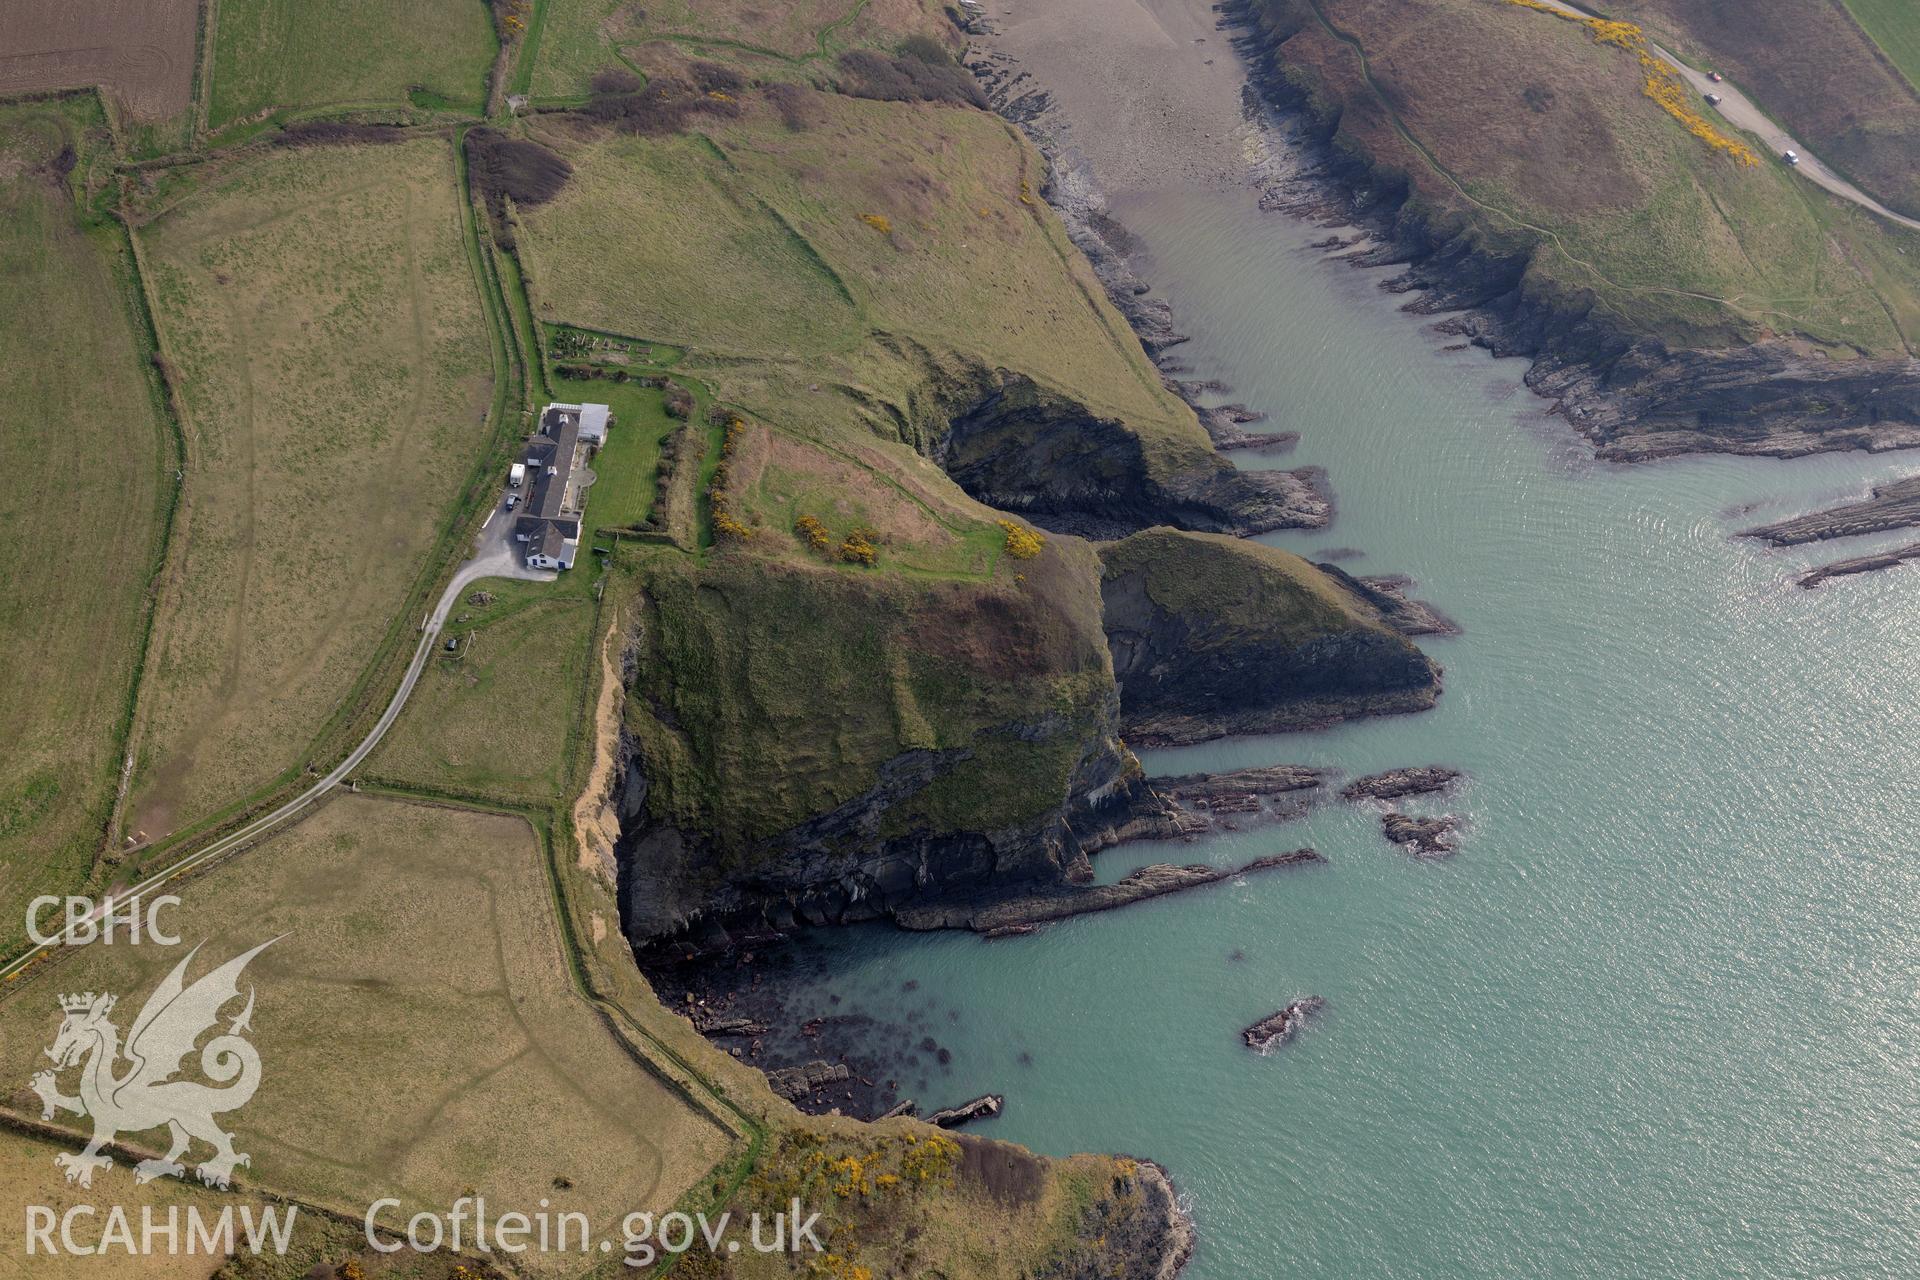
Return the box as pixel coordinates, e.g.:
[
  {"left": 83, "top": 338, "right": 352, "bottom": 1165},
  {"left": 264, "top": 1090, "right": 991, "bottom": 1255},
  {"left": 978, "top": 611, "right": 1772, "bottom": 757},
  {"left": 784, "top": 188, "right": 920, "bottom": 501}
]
[{"left": 1243, "top": 996, "right": 1328, "bottom": 1052}]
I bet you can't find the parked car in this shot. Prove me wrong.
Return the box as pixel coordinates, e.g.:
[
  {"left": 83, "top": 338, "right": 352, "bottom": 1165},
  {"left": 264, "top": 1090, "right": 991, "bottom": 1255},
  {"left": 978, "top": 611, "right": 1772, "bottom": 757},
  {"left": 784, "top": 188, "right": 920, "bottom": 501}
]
[
  {"left": 505, "top": 493, "right": 519, "bottom": 510},
  {"left": 1707, "top": 71, "right": 1723, "bottom": 83},
  {"left": 1704, "top": 93, "right": 1723, "bottom": 106},
  {"left": 1783, "top": 149, "right": 1800, "bottom": 166}
]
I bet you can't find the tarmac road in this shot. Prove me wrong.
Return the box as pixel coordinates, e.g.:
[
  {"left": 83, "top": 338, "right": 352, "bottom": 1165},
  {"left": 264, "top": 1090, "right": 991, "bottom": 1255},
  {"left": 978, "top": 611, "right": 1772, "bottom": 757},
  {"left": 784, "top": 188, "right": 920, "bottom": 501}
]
[{"left": 1538, "top": 0, "right": 1920, "bottom": 234}]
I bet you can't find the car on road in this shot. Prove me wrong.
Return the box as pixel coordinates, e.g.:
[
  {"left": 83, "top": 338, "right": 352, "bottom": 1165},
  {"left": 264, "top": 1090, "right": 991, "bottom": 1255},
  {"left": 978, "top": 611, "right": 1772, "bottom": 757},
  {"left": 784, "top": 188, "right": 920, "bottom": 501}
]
[
  {"left": 1707, "top": 71, "right": 1723, "bottom": 83},
  {"left": 505, "top": 493, "right": 519, "bottom": 510},
  {"left": 1783, "top": 150, "right": 1800, "bottom": 166},
  {"left": 1704, "top": 93, "right": 1722, "bottom": 106}
]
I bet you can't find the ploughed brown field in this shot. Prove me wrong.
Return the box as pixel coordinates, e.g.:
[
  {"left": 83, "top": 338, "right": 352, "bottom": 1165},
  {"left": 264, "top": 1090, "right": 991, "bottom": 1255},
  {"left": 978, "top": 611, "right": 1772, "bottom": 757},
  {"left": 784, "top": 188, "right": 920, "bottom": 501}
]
[{"left": 0, "top": 0, "right": 196, "bottom": 123}]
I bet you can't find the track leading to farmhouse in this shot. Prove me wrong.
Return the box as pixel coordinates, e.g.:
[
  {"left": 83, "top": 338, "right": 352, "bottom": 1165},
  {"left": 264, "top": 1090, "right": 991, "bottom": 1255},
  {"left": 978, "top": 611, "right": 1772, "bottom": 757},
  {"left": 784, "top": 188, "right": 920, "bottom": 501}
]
[{"left": 0, "top": 524, "right": 551, "bottom": 982}]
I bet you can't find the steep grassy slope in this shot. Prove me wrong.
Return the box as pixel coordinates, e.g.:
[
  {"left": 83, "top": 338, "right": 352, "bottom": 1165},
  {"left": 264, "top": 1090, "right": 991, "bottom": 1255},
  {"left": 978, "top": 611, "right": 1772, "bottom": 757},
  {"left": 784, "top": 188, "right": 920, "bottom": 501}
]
[
  {"left": 1253, "top": 0, "right": 1920, "bottom": 352},
  {"left": 518, "top": 88, "right": 1315, "bottom": 530},
  {"left": 616, "top": 430, "right": 1138, "bottom": 942},
  {"left": 1612, "top": 0, "right": 1920, "bottom": 218},
  {"left": 0, "top": 100, "right": 171, "bottom": 956}
]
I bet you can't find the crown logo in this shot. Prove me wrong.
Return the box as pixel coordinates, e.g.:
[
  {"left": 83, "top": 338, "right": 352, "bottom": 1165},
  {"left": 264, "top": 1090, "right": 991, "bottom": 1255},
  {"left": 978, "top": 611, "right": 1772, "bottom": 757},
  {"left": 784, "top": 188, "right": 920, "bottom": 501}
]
[{"left": 59, "top": 992, "right": 112, "bottom": 1016}]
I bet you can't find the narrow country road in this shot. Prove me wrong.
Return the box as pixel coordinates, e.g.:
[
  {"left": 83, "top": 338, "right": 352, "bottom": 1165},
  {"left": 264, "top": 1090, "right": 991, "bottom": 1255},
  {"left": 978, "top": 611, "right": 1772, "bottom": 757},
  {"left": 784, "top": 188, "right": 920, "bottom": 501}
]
[
  {"left": 1544, "top": 0, "right": 1920, "bottom": 234},
  {"left": 0, "top": 504, "right": 552, "bottom": 981}
]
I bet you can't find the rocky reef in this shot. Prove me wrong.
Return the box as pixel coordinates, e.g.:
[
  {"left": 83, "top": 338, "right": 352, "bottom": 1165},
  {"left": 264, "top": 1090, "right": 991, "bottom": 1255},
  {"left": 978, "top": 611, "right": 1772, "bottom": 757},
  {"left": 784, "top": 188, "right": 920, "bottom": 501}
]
[
  {"left": 1099, "top": 528, "right": 1441, "bottom": 745},
  {"left": 895, "top": 849, "right": 1324, "bottom": 933},
  {"left": 1243, "top": 996, "right": 1328, "bottom": 1052},
  {"left": 1743, "top": 474, "right": 1920, "bottom": 545},
  {"left": 1798, "top": 541, "right": 1920, "bottom": 588}
]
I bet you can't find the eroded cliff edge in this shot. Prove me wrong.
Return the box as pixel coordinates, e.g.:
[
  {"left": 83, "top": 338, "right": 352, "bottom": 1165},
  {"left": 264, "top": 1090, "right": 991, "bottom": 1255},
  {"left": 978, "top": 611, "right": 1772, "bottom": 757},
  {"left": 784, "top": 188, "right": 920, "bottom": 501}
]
[{"left": 613, "top": 538, "right": 1145, "bottom": 953}]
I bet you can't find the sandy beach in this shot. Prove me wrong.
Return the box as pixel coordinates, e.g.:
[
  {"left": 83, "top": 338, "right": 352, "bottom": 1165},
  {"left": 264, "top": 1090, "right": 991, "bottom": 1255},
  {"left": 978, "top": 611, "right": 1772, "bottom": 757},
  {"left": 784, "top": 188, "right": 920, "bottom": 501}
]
[{"left": 966, "top": 0, "right": 1275, "bottom": 194}]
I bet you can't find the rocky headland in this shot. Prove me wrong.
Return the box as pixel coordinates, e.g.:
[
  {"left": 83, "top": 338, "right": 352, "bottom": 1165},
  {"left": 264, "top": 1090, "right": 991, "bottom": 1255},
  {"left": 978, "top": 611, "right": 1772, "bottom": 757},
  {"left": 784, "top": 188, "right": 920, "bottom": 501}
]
[
  {"left": 1100, "top": 528, "right": 1442, "bottom": 745},
  {"left": 1217, "top": 0, "right": 1920, "bottom": 463}
]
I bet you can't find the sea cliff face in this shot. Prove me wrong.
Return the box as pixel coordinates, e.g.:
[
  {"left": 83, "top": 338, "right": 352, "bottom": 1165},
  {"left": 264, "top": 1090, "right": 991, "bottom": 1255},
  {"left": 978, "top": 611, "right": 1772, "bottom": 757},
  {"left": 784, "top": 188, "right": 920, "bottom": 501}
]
[
  {"left": 617, "top": 714, "right": 1145, "bottom": 951},
  {"left": 937, "top": 370, "right": 1330, "bottom": 537},
  {"left": 1223, "top": 0, "right": 1920, "bottom": 461}
]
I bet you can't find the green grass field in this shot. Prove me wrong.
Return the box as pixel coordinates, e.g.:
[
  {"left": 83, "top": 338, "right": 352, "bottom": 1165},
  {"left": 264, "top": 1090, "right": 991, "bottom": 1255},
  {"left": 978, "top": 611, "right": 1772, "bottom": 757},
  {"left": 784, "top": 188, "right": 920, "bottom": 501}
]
[
  {"left": 364, "top": 580, "right": 595, "bottom": 803},
  {"left": 1841, "top": 0, "right": 1920, "bottom": 88},
  {"left": 0, "top": 101, "right": 171, "bottom": 956},
  {"left": 526, "top": 0, "right": 956, "bottom": 97},
  {"left": 552, "top": 374, "right": 681, "bottom": 534},
  {"left": 208, "top": 0, "right": 498, "bottom": 126},
  {"left": 124, "top": 138, "right": 494, "bottom": 843},
  {"left": 0, "top": 794, "right": 731, "bottom": 1274},
  {"left": 516, "top": 92, "right": 1197, "bottom": 450}
]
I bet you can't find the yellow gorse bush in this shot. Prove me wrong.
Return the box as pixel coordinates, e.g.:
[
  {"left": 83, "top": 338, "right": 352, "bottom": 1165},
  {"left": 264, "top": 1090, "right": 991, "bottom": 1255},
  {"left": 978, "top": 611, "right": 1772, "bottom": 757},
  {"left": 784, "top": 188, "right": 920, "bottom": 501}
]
[
  {"left": 859, "top": 212, "right": 892, "bottom": 234},
  {"left": 997, "top": 519, "right": 1045, "bottom": 560},
  {"left": 794, "top": 513, "right": 832, "bottom": 552},
  {"left": 709, "top": 414, "right": 754, "bottom": 542},
  {"left": 1501, "top": 0, "right": 1758, "bottom": 165}
]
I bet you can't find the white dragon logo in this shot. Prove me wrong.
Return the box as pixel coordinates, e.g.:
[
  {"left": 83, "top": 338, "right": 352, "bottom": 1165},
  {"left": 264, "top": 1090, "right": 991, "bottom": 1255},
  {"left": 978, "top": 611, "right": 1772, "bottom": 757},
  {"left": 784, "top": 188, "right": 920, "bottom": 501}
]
[{"left": 29, "top": 938, "right": 278, "bottom": 1190}]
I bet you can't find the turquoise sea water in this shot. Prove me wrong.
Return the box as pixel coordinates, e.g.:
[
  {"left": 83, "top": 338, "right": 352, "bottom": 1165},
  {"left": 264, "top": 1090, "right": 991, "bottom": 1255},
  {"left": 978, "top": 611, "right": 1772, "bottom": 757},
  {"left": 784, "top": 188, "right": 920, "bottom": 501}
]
[{"left": 777, "top": 185, "right": 1920, "bottom": 1277}]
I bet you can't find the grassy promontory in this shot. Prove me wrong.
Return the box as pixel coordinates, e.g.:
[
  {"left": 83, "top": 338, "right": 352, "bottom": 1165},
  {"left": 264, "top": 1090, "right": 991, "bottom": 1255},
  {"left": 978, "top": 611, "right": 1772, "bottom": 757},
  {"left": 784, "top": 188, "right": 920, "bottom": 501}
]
[
  {"left": 1100, "top": 529, "right": 1440, "bottom": 745},
  {"left": 1231, "top": 0, "right": 1920, "bottom": 459}
]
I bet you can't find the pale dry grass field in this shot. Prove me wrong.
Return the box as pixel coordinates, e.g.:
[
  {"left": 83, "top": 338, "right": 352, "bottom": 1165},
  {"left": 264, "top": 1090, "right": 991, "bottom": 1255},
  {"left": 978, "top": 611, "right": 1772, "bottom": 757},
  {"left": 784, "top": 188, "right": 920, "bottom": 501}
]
[
  {"left": 0, "top": 102, "right": 169, "bottom": 955},
  {"left": 0, "top": 795, "right": 731, "bottom": 1277},
  {"left": 208, "top": 0, "right": 497, "bottom": 126},
  {"left": 125, "top": 138, "right": 494, "bottom": 841},
  {"left": 527, "top": 0, "right": 955, "bottom": 97}
]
